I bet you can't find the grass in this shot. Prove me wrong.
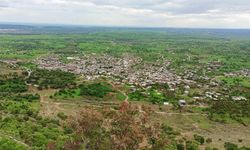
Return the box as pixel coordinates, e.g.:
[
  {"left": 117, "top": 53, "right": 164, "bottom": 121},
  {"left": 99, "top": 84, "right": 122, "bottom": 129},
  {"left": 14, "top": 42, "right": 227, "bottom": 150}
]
[
  {"left": 1, "top": 31, "right": 249, "bottom": 72},
  {"left": 54, "top": 88, "right": 82, "bottom": 100},
  {"left": 189, "top": 115, "right": 213, "bottom": 130},
  {"left": 158, "top": 113, "right": 250, "bottom": 149},
  {"left": 53, "top": 82, "right": 126, "bottom": 101},
  {"left": 0, "top": 29, "right": 250, "bottom": 149},
  {"left": 116, "top": 92, "right": 126, "bottom": 101},
  {"left": 0, "top": 63, "right": 22, "bottom": 75},
  {"left": 219, "top": 76, "right": 250, "bottom": 88}
]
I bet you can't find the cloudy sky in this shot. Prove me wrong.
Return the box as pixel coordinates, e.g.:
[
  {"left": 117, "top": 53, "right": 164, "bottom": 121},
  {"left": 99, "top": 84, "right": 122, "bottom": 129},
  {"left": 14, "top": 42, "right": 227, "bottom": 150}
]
[{"left": 0, "top": 0, "right": 250, "bottom": 28}]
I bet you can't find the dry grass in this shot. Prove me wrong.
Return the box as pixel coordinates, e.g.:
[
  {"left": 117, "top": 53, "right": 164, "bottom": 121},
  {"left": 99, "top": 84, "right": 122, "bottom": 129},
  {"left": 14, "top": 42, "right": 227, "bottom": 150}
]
[
  {"left": 16, "top": 81, "right": 250, "bottom": 150},
  {"left": 156, "top": 113, "right": 250, "bottom": 149},
  {"left": 0, "top": 63, "right": 22, "bottom": 75}
]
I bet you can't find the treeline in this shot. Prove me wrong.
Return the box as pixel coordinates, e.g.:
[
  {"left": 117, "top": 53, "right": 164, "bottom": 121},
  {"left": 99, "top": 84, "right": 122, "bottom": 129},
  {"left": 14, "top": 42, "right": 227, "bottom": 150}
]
[
  {"left": 54, "top": 82, "right": 114, "bottom": 100},
  {"left": 0, "top": 96, "right": 69, "bottom": 149},
  {"left": 0, "top": 74, "right": 70, "bottom": 149},
  {"left": 79, "top": 83, "right": 113, "bottom": 98},
  {"left": 0, "top": 76, "right": 27, "bottom": 93},
  {"left": 27, "top": 69, "right": 76, "bottom": 89},
  {"left": 208, "top": 99, "right": 250, "bottom": 124},
  {"left": 9, "top": 94, "right": 40, "bottom": 102},
  {"left": 128, "top": 84, "right": 177, "bottom": 104}
]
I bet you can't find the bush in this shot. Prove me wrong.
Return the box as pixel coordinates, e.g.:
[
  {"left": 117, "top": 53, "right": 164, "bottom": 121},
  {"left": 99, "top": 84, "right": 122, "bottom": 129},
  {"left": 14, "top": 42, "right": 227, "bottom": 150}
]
[
  {"left": 0, "top": 77, "right": 27, "bottom": 93},
  {"left": 11, "top": 94, "right": 40, "bottom": 102},
  {"left": 194, "top": 134, "right": 205, "bottom": 145},
  {"left": 28, "top": 69, "right": 76, "bottom": 89},
  {"left": 224, "top": 142, "right": 238, "bottom": 150},
  {"left": 205, "top": 147, "right": 219, "bottom": 150},
  {"left": 57, "top": 112, "right": 67, "bottom": 120},
  {"left": 206, "top": 138, "right": 213, "bottom": 144},
  {"left": 79, "top": 83, "right": 113, "bottom": 98},
  {"left": 161, "top": 124, "right": 180, "bottom": 138},
  {"left": 186, "top": 141, "right": 199, "bottom": 150},
  {"left": 177, "top": 143, "right": 185, "bottom": 150},
  {"left": 0, "top": 137, "right": 26, "bottom": 150}
]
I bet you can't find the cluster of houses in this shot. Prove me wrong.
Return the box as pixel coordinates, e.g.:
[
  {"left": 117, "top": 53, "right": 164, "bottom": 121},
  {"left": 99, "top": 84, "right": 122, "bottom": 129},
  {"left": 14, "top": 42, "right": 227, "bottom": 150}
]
[
  {"left": 34, "top": 54, "right": 249, "bottom": 105},
  {"left": 206, "top": 61, "right": 224, "bottom": 71},
  {"left": 36, "top": 54, "right": 182, "bottom": 87},
  {"left": 225, "top": 69, "right": 250, "bottom": 77},
  {"left": 0, "top": 59, "right": 20, "bottom": 67}
]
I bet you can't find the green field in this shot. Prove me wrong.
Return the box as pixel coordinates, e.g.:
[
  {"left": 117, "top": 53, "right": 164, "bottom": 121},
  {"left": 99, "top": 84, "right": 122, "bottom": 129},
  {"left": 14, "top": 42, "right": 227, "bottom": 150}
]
[
  {"left": 0, "top": 26, "right": 250, "bottom": 150},
  {"left": 219, "top": 76, "right": 250, "bottom": 88},
  {"left": 0, "top": 30, "right": 250, "bottom": 74}
]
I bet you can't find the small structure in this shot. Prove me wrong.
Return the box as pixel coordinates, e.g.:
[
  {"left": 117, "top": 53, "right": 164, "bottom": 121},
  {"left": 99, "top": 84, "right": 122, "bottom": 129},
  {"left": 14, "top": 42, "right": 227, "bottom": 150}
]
[
  {"left": 232, "top": 96, "right": 247, "bottom": 101},
  {"left": 163, "top": 102, "right": 170, "bottom": 105},
  {"left": 178, "top": 100, "right": 187, "bottom": 107}
]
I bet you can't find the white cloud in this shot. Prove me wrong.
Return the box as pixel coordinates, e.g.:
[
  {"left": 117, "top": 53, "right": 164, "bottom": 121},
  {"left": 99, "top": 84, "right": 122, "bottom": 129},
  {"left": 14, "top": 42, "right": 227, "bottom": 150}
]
[{"left": 0, "top": 0, "right": 249, "bottom": 28}]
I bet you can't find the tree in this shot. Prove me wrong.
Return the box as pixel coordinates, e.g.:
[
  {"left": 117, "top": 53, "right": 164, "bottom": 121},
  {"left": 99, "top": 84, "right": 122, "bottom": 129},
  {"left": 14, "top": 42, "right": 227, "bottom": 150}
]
[
  {"left": 194, "top": 134, "right": 205, "bottom": 145},
  {"left": 224, "top": 142, "right": 238, "bottom": 150},
  {"left": 64, "top": 103, "right": 171, "bottom": 150},
  {"left": 186, "top": 141, "right": 199, "bottom": 150}
]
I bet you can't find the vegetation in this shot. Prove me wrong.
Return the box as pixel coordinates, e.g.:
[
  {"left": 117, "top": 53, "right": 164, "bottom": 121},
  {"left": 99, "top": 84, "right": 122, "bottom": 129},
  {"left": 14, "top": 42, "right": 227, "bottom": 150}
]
[
  {"left": 0, "top": 137, "right": 27, "bottom": 150},
  {"left": 0, "top": 26, "right": 250, "bottom": 149},
  {"left": 11, "top": 94, "right": 40, "bottom": 102},
  {"left": 54, "top": 82, "right": 120, "bottom": 101},
  {"left": 27, "top": 69, "right": 76, "bottom": 89},
  {"left": 220, "top": 77, "right": 250, "bottom": 88},
  {"left": 208, "top": 99, "right": 250, "bottom": 124},
  {"left": 0, "top": 76, "right": 27, "bottom": 93},
  {"left": 0, "top": 97, "right": 69, "bottom": 150},
  {"left": 1, "top": 28, "right": 250, "bottom": 73},
  {"left": 128, "top": 87, "right": 174, "bottom": 104},
  {"left": 224, "top": 142, "right": 250, "bottom": 150},
  {"left": 63, "top": 104, "right": 173, "bottom": 150},
  {"left": 79, "top": 83, "right": 113, "bottom": 98},
  {"left": 193, "top": 134, "right": 205, "bottom": 145}
]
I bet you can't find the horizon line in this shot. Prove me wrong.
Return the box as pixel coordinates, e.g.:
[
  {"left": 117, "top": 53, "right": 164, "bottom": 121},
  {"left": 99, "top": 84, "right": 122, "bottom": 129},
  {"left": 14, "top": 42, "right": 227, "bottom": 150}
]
[{"left": 1, "top": 21, "right": 250, "bottom": 30}]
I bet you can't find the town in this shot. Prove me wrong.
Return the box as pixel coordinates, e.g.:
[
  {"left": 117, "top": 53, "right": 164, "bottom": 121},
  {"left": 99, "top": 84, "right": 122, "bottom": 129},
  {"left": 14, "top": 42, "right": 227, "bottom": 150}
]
[{"left": 36, "top": 54, "right": 181, "bottom": 87}]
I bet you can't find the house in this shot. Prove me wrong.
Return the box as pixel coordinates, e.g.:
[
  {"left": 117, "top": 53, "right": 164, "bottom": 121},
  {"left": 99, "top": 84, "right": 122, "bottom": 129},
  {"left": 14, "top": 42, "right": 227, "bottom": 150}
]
[
  {"left": 232, "top": 96, "right": 247, "bottom": 101},
  {"left": 178, "top": 100, "right": 187, "bottom": 106},
  {"left": 163, "top": 102, "right": 170, "bottom": 105}
]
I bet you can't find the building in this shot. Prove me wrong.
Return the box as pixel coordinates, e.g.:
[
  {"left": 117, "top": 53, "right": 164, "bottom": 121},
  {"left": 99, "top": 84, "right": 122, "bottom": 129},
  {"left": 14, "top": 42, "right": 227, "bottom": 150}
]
[{"left": 178, "top": 100, "right": 187, "bottom": 107}]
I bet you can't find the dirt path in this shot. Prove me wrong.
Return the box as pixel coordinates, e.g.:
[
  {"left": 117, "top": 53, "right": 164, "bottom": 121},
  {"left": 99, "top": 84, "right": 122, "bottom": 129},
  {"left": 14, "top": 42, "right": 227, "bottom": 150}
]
[
  {"left": 155, "top": 111, "right": 208, "bottom": 116},
  {"left": 138, "top": 104, "right": 208, "bottom": 116},
  {"left": 31, "top": 79, "right": 207, "bottom": 117},
  {"left": 108, "top": 81, "right": 128, "bottom": 101},
  {"left": 39, "top": 91, "right": 63, "bottom": 116}
]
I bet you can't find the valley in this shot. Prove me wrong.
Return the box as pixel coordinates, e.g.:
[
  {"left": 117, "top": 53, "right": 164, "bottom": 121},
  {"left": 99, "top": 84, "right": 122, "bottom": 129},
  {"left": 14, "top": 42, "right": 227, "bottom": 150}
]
[{"left": 0, "top": 26, "right": 250, "bottom": 150}]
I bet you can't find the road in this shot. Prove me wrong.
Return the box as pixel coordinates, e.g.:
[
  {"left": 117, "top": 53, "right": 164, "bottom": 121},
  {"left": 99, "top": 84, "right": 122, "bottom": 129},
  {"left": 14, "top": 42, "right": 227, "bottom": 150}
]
[{"left": 108, "top": 81, "right": 129, "bottom": 101}]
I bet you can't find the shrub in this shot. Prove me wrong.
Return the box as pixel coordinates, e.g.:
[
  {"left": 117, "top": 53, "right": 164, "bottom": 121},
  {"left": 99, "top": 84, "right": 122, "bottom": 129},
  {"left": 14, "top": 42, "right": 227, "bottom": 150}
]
[
  {"left": 0, "top": 137, "right": 26, "bottom": 150},
  {"left": 161, "top": 124, "right": 180, "bottom": 138},
  {"left": 194, "top": 134, "right": 205, "bottom": 145},
  {"left": 57, "top": 112, "right": 67, "bottom": 120},
  {"left": 186, "top": 140, "right": 199, "bottom": 150},
  {"left": 205, "top": 147, "right": 219, "bottom": 150},
  {"left": 177, "top": 143, "right": 185, "bottom": 150},
  {"left": 79, "top": 83, "right": 113, "bottom": 98},
  {"left": 224, "top": 142, "right": 238, "bottom": 150},
  {"left": 206, "top": 138, "right": 213, "bottom": 144}
]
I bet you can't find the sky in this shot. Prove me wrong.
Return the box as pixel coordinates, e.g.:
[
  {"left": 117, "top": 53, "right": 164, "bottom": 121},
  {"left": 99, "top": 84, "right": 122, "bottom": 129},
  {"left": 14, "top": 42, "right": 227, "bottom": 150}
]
[{"left": 0, "top": 0, "right": 250, "bottom": 28}]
